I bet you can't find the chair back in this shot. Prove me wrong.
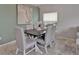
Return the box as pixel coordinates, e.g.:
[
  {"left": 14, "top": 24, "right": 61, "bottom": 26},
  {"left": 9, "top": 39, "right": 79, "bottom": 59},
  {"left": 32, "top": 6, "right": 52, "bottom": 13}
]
[
  {"left": 16, "top": 27, "right": 26, "bottom": 50},
  {"left": 45, "top": 25, "right": 55, "bottom": 45}
]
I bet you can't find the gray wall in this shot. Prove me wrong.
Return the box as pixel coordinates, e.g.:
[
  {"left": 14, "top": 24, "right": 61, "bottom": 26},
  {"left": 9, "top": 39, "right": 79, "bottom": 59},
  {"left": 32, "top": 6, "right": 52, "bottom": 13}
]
[
  {"left": 0, "top": 5, "right": 16, "bottom": 44},
  {"left": 0, "top": 5, "right": 40, "bottom": 44},
  {"left": 0, "top": 4, "right": 79, "bottom": 44},
  {"left": 32, "top": 7, "right": 40, "bottom": 24},
  {"left": 39, "top": 4, "right": 79, "bottom": 32}
]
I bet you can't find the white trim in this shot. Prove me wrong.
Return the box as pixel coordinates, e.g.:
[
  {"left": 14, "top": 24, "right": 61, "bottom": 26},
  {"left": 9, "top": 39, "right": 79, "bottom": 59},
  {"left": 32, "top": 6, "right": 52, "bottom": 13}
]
[{"left": 0, "top": 40, "right": 16, "bottom": 47}]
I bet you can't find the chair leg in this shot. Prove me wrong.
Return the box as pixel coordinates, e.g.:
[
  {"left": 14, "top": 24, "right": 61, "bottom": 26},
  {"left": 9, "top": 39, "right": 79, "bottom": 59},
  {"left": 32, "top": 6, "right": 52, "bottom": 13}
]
[
  {"left": 29, "top": 35, "right": 31, "bottom": 39},
  {"left": 26, "top": 48, "right": 35, "bottom": 55},
  {"left": 45, "top": 45, "right": 48, "bottom": 54},
  {"left": 16, "top": 48, "right": 19, "bottom": 54},
  {"left": 23, "top": 50, "right": 26, "bottom": 55},
  {"left": 31, "top": 36, "right": 34, "bottom": 39},
  {"left": 50, "top": 42, "right": 52, "bottom": 48},
  {"left": 35, "top": 42, "right": 43, "bottom": 54}
]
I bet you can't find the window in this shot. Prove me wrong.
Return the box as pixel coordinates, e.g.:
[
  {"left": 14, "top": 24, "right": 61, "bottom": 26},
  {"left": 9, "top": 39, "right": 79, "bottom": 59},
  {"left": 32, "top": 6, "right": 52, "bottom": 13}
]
[{"left": 43, "top": 12, "right": 57, "bottom": 25}]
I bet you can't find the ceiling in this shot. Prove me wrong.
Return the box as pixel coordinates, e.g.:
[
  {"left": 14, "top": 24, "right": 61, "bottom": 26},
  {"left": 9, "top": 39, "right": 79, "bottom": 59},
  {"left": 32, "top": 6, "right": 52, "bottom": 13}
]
[{"left": 31, "top": 4, "right": 54, "bottom": 8}]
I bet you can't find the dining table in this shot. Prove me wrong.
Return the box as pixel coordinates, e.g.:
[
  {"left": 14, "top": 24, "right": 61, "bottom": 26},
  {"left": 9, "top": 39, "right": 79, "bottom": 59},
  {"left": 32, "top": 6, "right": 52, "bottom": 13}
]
[
  {"left": 25, "top": 29, "right": 45, "bottom": 35},
  {"left": 24, "top": 29, "right": 46, "bottom": 54},
  {"left": 24, "top": 29, "right": 46, "bottom": 38}
]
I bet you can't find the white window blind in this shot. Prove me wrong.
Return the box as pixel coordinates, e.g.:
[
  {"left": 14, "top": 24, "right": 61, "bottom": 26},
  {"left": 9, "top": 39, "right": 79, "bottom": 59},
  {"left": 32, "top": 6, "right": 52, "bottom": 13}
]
[{"left": 43, "top": 12, "right": 57, "bottom": 25}]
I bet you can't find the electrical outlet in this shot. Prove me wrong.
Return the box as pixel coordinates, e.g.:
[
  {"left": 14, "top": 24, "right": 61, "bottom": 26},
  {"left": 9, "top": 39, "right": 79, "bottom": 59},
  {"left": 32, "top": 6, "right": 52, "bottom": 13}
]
[{"left": 0, "top": 37, "right": 2, "bottom": 40}]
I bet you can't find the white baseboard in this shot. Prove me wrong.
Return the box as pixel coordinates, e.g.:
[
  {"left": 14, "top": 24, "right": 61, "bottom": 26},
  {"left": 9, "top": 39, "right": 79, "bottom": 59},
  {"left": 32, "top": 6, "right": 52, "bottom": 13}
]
[{"left": 0, "top": 40, "right": 16, "bottom": 47}]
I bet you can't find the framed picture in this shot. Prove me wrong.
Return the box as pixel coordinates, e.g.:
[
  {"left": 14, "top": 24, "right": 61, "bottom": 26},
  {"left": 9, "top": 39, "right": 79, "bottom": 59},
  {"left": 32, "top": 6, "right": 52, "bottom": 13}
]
[{"left": 17, "top": 4, "right": 32, "bottom": 24}]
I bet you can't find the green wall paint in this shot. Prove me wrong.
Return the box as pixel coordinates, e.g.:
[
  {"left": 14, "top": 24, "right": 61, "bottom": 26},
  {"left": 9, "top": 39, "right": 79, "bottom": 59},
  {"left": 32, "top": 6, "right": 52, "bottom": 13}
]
[
  {"left": 32, "top": 7, "right": 40, "bottom": 24},
  {"left": 0, "top": 5, "right": 16, "bottom": 44},
  {"left": 0, "top": 5, "right": 40, "bottom": 45}
]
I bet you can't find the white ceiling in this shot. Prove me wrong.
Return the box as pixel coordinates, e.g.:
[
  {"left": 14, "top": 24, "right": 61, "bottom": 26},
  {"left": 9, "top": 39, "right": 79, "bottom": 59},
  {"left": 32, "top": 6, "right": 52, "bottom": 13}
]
[
  {"left": 31, "top": 4, "right": 54, "bottom": 8},
  {"left": 31, "top": 4, "right": 41, "bottom": 7}
]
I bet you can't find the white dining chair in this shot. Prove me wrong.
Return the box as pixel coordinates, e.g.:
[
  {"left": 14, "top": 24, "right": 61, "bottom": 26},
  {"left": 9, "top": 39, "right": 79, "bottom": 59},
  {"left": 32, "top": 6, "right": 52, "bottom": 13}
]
[
  {"left": 37, "top": 25, "right": 56, "bottom": 53},
  {"left": 16, "top": 26, "right": 36, "bottom": 55}
]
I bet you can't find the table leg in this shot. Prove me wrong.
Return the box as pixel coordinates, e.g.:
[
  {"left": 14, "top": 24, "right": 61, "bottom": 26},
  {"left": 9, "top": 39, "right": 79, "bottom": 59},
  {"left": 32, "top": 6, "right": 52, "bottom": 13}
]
[{"left": 35, "top": 42, "right": 43, "bottom": 54}]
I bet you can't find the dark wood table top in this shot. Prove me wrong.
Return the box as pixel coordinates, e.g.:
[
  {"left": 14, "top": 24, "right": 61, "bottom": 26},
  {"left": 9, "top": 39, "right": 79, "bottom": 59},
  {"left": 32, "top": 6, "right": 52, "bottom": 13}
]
[{"left": 24, "top": 29, "right": 46, "bottom": 36}]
